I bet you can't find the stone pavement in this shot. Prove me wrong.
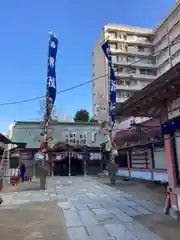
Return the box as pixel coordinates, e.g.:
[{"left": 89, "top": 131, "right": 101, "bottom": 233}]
[
  {"left": 0, "top": 176, "right": 164, "bottom": 239},
  {"left": 49, "top": 176, "right": 163, "bottom": 240}
]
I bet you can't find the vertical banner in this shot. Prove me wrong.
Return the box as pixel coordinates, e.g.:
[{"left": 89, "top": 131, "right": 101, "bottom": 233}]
[
  {"left": 101, "top": 41, "right": 116, "bottom": 123},
  {"left": 46, "top": 33, "right": 58, "bottom": 120}
]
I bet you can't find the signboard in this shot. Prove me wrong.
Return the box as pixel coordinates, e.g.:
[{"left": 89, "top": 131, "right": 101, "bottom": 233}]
[
  {"left": 89, "top": 152, "right": 102, "bottom": 160},
  {"left": 10, "top": 152, "right": 20, "bottom": 158},
  {"left": 55, "top": 152, "right": 83, "bottom": 161},
  {"left": 34, "top": 152, "right": 44, "bottom": 161},
  {"left": 46, "top": 33, "right": 58, "bottom": 118},
  {"left": 102, "top": 41, "right": 116, "bottom": 123},
  {"left": 20, "top": 152, "right": 33, "bottom": 160}
]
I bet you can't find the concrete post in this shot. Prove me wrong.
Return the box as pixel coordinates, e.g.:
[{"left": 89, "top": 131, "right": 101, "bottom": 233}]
[
  {"left": 68, "top": 153, "right": 71, "bottom": 176},
  {"left": 84, "top": 159, "right": 87, "bottom": 176}
]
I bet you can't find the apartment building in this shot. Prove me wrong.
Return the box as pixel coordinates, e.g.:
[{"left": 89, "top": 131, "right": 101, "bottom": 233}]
[
  {"left": 92, "top": 24, "right": 157, "bottom": 121},
  {"left": 92, "top": 1, "right": 180, "bottom": 121},
  {"left": 154, "top": 1, "right": 180, "bottom": 76}
]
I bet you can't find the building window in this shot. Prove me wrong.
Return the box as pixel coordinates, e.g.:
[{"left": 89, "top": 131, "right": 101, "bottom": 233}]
[
  {"left": 139, "top": 58, "right": 156, "bottom": 64},
  {"left": 158, "top": 59, "right": 169, "bottom": 72},
  {"left": 119, "top": 32, "right": 127, "bottom": 40},
  {"left": 172, "top": 49, "right": 180, "bottom": 60},
  {"left": 117, "top": 79, "right": 128, "bottom": 85},
  {"left": 155, "top": 35, "right": 166, "bottom": 50},
  {"left": 124, "top": 67, "right": 136, "bottom": 74},
  {"left": 146, "top": 69, "right": 156, "bottom": 76},
  {"left": 131, "top": 150, "right": 150, "bottom": 169},
  {"left": 138, "top": 36, "right": 149, "bottom": 42},
  {"left": 131, "top": 79, "right": 138, "bottom": 85},
  {"left": 149, "top": 58, "right": 156, "bottom": 64},
  {"left": 126, "top": 33, "right": 135, "bottom": 41},
  {"left": 140, "top": 68, "right": 157, "bottom": 76},
  {"left": 169, "top": 19, "right": 180, "bottom": 35},
  {"left": 140, "top": 68, "right": 146, "bottom": 74},
  {"left": 138, "top": 46, "right": 145, "bottom": 52},
  {"left": 129, "top": 67, "right": 136, "bottom": 74},
  {"left": 119, "top": 91, "right": 132, "bottom": 98},
  {"left": 171, "top": 34, "right": 180, "bottom": 46},
  {"left": 110, "top": 43, "right": 117, "bottom": 50},
  {"left": 119, "top": 44, "right": 128, "bottom": 52},
  {"left": 108, "top": 31, "right": 117, "bottom": 38},
  {"left": 128, "top": 44, "right": 136, "bottom": 51},
  {"left": 116, "top": 67, "right": 123, "bottom": 73},
  {"left": 127, "top": 56, "right": 135, "bottom": 62},
  {"left": 80, "top": 132, "right": 87, "bottom": 145}
]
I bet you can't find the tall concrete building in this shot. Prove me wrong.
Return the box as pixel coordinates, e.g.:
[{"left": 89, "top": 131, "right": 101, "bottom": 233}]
[
  {"left": 92, "top": 25, "right": 156, "bottom": 121},
  {"left": 92, "top": 1, "right": 180, "bottom": 122},
  {"left": 154, "top": 1, "right": 180, "bottom": 76}
]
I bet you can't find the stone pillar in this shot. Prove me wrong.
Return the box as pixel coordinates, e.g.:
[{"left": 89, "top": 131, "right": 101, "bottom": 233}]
[
  {"left": 150, "top": 145, "right": 154, "bottom": 181},
  {"left": 32, "top": 158, "right": 36, "bottom": 179},
  {"left": 51, "top": 162, "right": 54, "bottom": 176},
  {"left": 68, "top": 153, "right": 71, "bottom": 176},
  {"left": 127, "top": 150, "right": 131, "bottom": 178},
  {"left": 84, "top": 159, "right": 87, "bottom": 176}
]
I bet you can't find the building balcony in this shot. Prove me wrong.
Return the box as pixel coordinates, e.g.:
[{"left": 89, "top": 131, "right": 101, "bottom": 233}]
[
  {"left": 116, "top": 95, "right": 129, "bottom": 103},
  {"left": 110, "top": 48, "right": 154, "bottom": 57},
  {"left": 113, "top": 59, "right": 157, "bottom": 69},
  {"left": 116, "top": 82, "right": 147, "bottom": 91},
  {"left": 108, "top": 35, "right": 153, "bottom": 46},
  {"left": 115, "top": 72, "right": 156, "bottom": 81}
]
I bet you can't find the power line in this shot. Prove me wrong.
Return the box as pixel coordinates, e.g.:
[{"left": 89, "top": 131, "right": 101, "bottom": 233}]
[{"left": 0, "top": 40, "right": 179, "bottom": 107}]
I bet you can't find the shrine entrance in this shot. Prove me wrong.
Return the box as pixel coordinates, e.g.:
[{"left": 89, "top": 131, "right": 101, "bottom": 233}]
[
  {"left": 53, "top": 157, "right": 69, "bottom": 176},
  {"left": 52, "top": 152, "right": 84, "bottom": 176},
  {"left": 70, "top": 157, "right": 84, "bottom": 176},
  {"left": 49, "top": 144, "right": 101, "bottom": 177}
]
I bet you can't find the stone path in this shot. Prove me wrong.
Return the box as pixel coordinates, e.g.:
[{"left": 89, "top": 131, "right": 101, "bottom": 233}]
[
  {"left": 0, "top": 176, "right": 164, "bottom": 239},
  {"left": 49, "top": 177, "right": 163, "bottom": 240}
]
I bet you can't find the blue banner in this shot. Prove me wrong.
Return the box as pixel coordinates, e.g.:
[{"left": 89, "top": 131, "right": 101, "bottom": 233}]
[
  {"left": 47, "top": 33, "right": 58, "bottom": 117},
  {"left": 101, "top": 41, "right": 116, "bottom": 123}
]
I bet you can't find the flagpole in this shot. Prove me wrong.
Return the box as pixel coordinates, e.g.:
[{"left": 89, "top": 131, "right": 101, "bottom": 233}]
[
  {"left": 101, "top": 39, "right": 117, "bottom": 161},
  {"left": 42, "top": 30, "right": 58, "bottom": 170}
]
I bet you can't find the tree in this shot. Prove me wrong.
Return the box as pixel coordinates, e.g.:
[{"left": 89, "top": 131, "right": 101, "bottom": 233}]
[
  {"left": 74, "top": 109, "right": 89, "bottom": 122},
  {"left": 89, "top": 118, "right": 98, "bottom": 123}
]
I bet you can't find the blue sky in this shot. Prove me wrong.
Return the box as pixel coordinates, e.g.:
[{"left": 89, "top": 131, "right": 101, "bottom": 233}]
[{"left": 0, "top": 0, "right": 175, "bottom": 132}]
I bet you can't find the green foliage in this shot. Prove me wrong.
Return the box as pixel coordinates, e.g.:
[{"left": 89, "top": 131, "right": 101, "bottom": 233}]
[
  {"left": 89, "top": 118, "right": 98, "bottom": 123},
  {"left": 74, "top": 109, "right": 89, "bottom": 122}
]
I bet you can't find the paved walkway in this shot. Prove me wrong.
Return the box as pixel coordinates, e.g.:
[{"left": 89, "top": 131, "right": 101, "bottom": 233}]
[{"left": 0, "top": 176, "right": 164, "bottom": 239}]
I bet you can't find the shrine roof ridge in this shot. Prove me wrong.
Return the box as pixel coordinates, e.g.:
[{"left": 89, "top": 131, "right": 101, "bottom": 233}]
[{"left": 0, "top": 133, "right": 12, "bottom": 144}]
